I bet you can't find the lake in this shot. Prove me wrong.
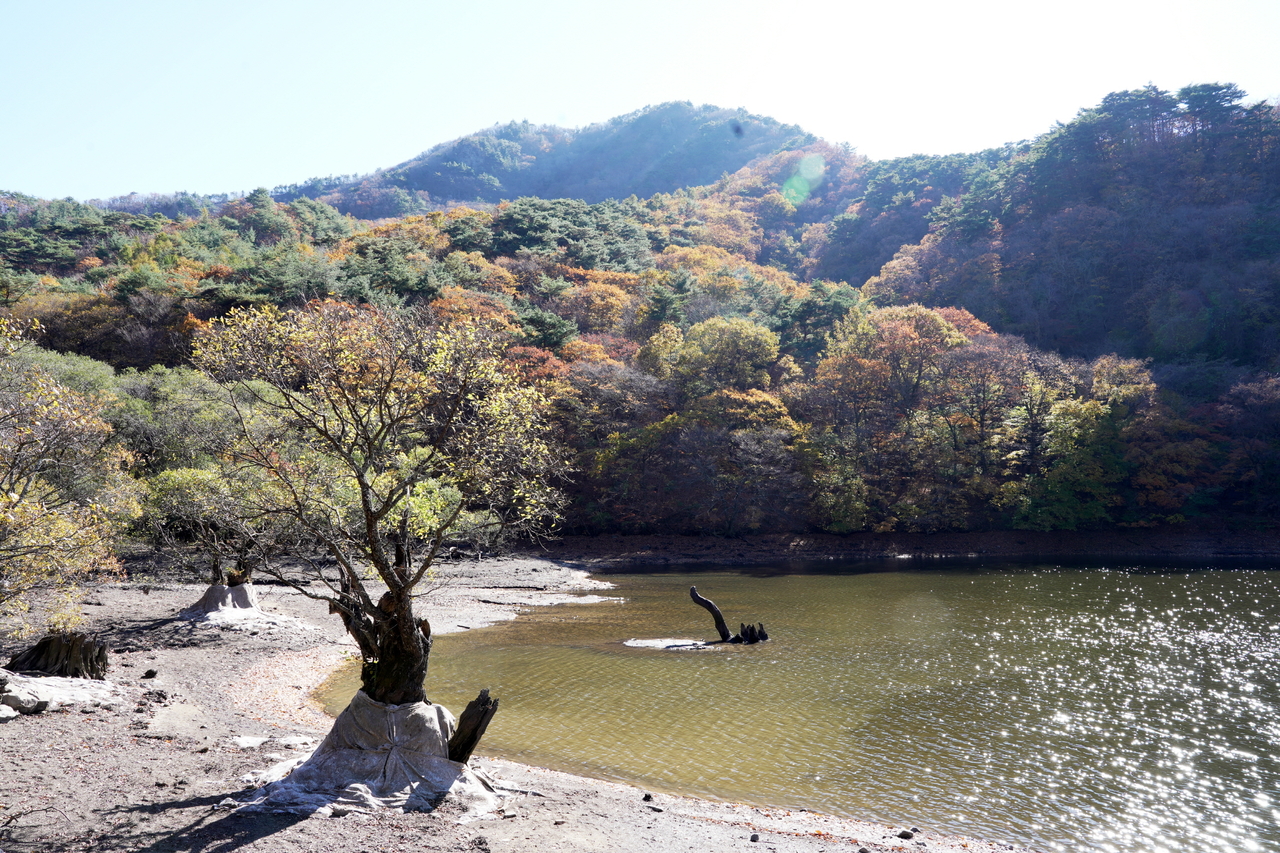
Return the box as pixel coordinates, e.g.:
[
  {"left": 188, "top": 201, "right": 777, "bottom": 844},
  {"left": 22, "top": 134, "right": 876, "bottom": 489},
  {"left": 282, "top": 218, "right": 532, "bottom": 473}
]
[{"left": 317, "top": 560, "right": 1280, "bottom": 853}]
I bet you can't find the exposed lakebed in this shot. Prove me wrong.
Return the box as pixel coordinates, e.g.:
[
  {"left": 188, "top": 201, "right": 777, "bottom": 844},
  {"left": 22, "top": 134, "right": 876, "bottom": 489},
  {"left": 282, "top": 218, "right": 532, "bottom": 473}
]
[{"left": 317, "top": 560, "right": 1280, "bottom": 853}]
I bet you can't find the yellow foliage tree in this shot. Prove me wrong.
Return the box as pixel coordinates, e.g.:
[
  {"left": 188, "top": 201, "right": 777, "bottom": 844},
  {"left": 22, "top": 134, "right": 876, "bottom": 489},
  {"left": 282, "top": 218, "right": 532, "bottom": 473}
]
[
  {"left": 429, "top": 286, "right": 521, "bottom": 333},
  {"left": 0, "top": 320, "right": 140, "bottom": 635},
  {"left": 656, "top": 245, "right": 805, "bottom": 299},
  {"left": 193, "top": 301, "right": 563, "bottom": 704},
  {"left": 330, "top": 215, "right": 449, "bottom": 264},
  {"left": 558, "top": 339, "right": 615, "bottom": 364},
  {"left": 673, "top": 317, "right": 780, "bottom": 396},
  {"left": 555, "top": 280, "right": 633, "bottom": 333}
]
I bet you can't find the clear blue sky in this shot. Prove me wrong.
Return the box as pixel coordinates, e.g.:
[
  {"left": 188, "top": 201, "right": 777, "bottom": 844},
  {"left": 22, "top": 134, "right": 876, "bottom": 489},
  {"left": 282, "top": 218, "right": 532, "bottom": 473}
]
[{"left": 4, "top": 0, "right": 1278, "bottom": 201}]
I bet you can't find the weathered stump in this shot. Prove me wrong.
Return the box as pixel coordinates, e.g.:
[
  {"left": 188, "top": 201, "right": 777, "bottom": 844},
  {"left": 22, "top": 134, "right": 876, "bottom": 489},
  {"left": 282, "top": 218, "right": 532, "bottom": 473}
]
[
  {"left": 689, "top": 587, "right": 769, "bottom": 644},
  {"left": 181, "top": 583, "right": 261, "bottom": 619},
  {"left": 7, "top": 633, "right": 109, "bottom": 680},
  {"left": 447, "top": 688, "right": 499, "bottom": 764},
  {"left": 241, "top": 690, "right": 499, "bottom": 815}
]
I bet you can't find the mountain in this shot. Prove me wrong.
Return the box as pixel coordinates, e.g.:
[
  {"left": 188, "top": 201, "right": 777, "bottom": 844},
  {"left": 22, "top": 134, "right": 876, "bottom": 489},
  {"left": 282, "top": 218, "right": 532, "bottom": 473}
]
[
  {"left": 270, "top": 102, "right": 816, "bottom": 217},
  {"left": 8, "top": 83, "right": 1280, "bottom": 534},
  {"left": 837, "top": 84, "right": 1280, "bottom": 378}
]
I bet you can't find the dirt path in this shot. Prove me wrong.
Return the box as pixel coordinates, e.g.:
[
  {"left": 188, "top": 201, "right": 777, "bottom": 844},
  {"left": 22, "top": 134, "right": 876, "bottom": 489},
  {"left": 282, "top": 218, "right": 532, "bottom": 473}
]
[{"left": 0, "top": 547, "right": 1051, "bottom": 853}]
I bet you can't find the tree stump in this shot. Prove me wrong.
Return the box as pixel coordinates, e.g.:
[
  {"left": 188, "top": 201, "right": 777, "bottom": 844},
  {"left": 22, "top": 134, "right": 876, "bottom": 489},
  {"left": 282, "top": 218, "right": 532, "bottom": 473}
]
[
  {"left": 689, "top": 587, "right": 768, "bottom": 644},
  {"left": 7, "top": 633, "right": 109, "bottom": 680},
  {"left": 448, "top": 688, "right": 499, "bottom": 764}
]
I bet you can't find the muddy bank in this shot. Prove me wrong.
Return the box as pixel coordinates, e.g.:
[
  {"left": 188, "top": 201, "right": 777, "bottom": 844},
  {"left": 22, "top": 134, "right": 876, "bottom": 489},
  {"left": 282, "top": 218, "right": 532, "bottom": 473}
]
[{"left": 521, "top": 527, "right": 1280, "bottom": 570}]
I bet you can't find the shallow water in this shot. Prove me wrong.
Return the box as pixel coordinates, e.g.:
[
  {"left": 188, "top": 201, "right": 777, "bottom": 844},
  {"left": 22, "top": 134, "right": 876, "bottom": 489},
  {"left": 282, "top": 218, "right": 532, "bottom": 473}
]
[{"left": 317, "top": 562, "right": 1280, "bottom": 853}]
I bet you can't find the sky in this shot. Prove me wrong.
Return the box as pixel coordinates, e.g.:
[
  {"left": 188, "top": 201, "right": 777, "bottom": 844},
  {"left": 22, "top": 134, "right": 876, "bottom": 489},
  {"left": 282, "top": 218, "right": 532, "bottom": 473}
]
[{"left": 4, "top": 0, "right": 1279, "bottom": 202}]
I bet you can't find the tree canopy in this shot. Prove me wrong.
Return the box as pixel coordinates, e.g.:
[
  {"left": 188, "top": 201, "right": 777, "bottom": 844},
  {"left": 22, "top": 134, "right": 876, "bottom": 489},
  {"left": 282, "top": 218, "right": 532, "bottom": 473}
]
[
  {"left": 3, "top": 83, "right": 1280, "bottom": 547},
  {"left": 0, "top": 319, "right": 139, "bottom": 635},
  {"left": 191, "top": 300, "right": 562, "bottom": 702}
]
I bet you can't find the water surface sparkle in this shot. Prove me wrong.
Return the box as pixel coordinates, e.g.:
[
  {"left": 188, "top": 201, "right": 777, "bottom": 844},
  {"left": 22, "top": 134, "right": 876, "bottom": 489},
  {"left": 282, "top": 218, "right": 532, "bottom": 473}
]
[{"left": 319, "top": 564, "right": 1280, "bottom": 853}]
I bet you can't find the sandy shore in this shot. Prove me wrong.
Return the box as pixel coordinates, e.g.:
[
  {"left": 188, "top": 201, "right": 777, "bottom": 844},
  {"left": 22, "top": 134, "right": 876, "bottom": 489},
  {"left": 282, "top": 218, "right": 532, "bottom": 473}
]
[{"left": 0, "top": 538, "right": 1133, "bottom": 852}]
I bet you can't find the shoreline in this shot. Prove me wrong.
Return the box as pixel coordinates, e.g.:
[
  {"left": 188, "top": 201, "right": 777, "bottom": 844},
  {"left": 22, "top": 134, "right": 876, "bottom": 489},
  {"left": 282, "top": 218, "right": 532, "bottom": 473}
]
[
  {"left": 517, "top": 527, "right": 1280, "bottom": 570},
  {"left": 16, "top": 535, "right": 1246, "bottom": 851},
  {"left": 243, "top": 551, "right": 1044, "bottom": 853}
]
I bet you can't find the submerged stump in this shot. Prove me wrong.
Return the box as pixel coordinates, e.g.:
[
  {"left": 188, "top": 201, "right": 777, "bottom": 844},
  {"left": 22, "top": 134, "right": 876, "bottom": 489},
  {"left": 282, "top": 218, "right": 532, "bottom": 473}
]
[
  {"left": 689, "top": 586, "right": 769, "bottom": 644},
  {"left": 689, "top": 586, "right": 732, "bottom": 642}
]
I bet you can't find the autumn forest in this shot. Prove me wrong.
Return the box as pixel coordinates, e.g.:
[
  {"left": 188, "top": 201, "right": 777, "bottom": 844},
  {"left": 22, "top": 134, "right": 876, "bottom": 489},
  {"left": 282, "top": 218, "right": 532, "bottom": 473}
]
[{"left": 4, "top": 85, "right": 1280, "bottom": 572}]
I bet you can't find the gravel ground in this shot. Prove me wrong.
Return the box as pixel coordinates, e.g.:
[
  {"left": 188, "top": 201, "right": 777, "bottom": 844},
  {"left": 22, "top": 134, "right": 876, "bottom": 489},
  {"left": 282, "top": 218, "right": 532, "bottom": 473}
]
[{"left": 8, "top": 530, "right": 1232, "bottom": 853}]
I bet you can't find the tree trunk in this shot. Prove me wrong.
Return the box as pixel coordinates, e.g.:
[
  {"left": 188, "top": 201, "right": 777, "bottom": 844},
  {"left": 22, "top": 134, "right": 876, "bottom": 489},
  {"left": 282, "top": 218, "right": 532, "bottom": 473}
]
[
  {"left": 7, "top": 633, "right": 109, "bottom": 680},
  {"left": 357, "top": 597, "right": 432, "bottom": 705},
  {"left": 226, "top": 559, "right": 253, "bottom": 586},
  {"left": 689, "top": 586, "right": 732, "bottom": 642},
  {"left": 448, "top": 688, "right": 499, "bottom": 764}
]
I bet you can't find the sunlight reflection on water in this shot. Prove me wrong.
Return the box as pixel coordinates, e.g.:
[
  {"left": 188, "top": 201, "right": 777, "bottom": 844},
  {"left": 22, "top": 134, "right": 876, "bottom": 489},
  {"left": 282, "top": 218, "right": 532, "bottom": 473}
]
[{"left": 317, "top": 562, "right": 1280, "bottom": 853}]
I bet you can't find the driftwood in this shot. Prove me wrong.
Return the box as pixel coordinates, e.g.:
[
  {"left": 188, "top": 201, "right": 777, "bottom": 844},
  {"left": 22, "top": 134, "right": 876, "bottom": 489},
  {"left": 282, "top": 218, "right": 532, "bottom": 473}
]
[
  {"left": 7, "top": 633, "right": 109, "bottom": 680},
  {"left": 447, "top": 688, "right": 499, "bottom": 764},
  {"left": 689, "top": 586, "right": 732, "bottom": 641},
  {"left": 689, "top": 587, "right": 769, "bottom": 644}
]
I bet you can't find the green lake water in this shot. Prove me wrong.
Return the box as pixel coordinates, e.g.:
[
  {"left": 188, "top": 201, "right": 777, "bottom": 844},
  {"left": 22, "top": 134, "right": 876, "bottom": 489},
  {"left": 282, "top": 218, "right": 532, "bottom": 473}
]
[{"left": 317, "top": 561, "right": 1280, "bottom": 853}]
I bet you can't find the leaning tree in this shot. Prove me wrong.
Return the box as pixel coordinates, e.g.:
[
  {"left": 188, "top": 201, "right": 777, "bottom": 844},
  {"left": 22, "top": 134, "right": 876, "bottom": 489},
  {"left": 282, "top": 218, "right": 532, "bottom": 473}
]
[{"left": 193, "top": 300, "right": 563, "bottom": 704}]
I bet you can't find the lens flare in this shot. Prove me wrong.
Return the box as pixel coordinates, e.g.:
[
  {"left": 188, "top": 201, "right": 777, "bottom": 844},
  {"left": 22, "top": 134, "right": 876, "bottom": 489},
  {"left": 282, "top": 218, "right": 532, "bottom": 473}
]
[{"left": 781, "top": 154, "right": 826, "bottom": 205}]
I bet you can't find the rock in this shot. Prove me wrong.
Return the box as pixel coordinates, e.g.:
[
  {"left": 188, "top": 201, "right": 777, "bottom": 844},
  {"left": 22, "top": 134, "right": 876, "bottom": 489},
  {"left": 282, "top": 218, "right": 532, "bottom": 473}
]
[
  {"left": 0, "top": 672, "right": 126, "bottom": 714},
  {"left": 276, "top": 736, "right": 317, "bottom": 750},
  {"left": 898, "top": 829, "right": 915, "bottom": 839},
  {"left": 0, "top": 684, "right": 49, "bottom": 715},
  {"left": 142, "top": 669, "right": 158, "bottom": 679},
  {"left": 642, "top": 792, "right": 653, "bottom": 802},
  {"left": 750, "top": 833, "right": 760, "bottom": 842},
  {"left": 0, "top": 704, "right": 18, "bottom": 722}
]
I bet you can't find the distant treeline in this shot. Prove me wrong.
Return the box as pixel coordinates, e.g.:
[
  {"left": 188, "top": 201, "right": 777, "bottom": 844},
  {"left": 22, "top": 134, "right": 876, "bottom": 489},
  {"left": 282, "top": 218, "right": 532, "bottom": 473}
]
[{"left": 3, "top": 85, "right": 1280, "bottom": 536}]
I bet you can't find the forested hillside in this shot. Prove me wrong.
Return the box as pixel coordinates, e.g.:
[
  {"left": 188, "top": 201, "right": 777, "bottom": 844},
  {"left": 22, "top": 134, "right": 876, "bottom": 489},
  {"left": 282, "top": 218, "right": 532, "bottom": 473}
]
[
  {"left": 268, "top": 103, "right": 815, "bottom": 219},
  {"left": 860, "top": 84, "right": 1280, "bottom": 376},
  {"left": 3, "top": 84, "right": 1280, "bottom": 551}
]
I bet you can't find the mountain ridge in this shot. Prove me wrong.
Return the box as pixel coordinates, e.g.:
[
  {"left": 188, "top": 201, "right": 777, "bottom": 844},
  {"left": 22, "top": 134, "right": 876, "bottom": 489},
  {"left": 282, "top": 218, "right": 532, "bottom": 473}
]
[{"left": 266, "top": 102, "right": 816, "bottom": 218}]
